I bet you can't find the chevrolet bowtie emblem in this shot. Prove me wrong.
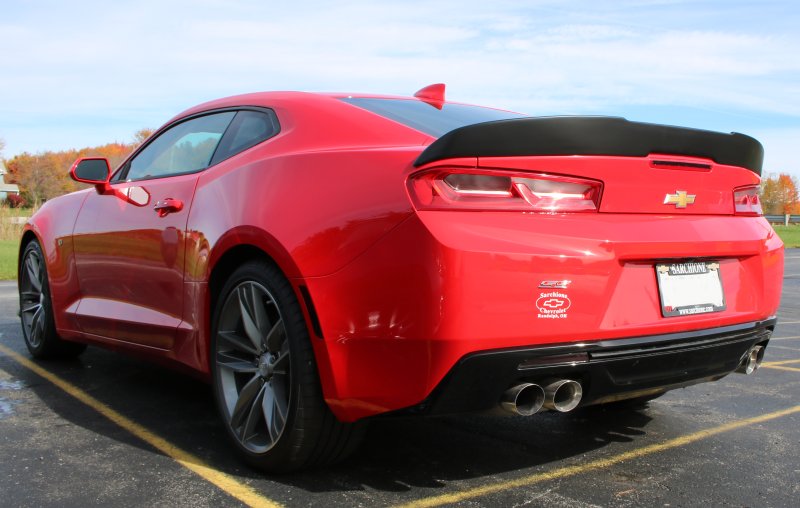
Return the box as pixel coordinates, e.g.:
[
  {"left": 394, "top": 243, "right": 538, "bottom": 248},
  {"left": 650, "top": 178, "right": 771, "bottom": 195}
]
[{"left": 664, "top": 190, "right": 696, "bottom": 208}]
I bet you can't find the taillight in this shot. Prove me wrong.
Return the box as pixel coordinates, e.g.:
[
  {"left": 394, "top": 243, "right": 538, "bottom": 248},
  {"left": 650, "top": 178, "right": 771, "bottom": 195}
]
[
  {"left": 733, "top": 185, "right": 762, "bottom": 216},
  {"left": 408, "top": 169, "right": 602, "bottom": 212}
]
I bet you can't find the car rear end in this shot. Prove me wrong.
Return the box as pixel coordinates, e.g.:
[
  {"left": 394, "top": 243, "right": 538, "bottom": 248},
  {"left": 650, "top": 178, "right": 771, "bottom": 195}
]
[{"left": 308, "top": 99, "right": 783, "bottom": 422}]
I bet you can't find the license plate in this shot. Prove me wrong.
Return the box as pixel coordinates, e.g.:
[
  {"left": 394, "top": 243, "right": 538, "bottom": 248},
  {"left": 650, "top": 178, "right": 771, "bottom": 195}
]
[{"left": 656, "top": 261, "right": 725, "bottom": 317}]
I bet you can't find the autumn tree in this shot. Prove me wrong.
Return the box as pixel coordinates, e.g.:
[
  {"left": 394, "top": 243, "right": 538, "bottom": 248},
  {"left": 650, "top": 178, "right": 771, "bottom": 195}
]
[
  {"left": 760, "top": 173, "right": 800, "bottom": 215},
  {"left": 5, "top": 151, "right": 78, "bottom": 206},
  {"left": 4, "top": 129, "right": 154, "bottom": 206},
  {"left": 133, "top": 128, "right": 155, "bottom": 146}
]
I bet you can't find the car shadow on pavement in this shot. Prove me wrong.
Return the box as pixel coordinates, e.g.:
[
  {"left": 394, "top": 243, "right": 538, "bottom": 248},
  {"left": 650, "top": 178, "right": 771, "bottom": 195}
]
[
  {"left": 275, "top": 405, "right": 654, "bottom": 494},
  {"left": 5, "top": 339, "right": 656, "bottom": 496}
]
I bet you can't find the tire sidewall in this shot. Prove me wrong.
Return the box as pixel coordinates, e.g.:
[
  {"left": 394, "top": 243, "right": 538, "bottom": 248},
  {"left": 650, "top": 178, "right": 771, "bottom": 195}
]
[{"left": 19, "top": 241, "right": 54, "bottom": 357}]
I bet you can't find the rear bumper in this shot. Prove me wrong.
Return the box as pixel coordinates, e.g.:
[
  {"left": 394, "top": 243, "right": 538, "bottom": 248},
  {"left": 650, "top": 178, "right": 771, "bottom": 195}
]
[
  {"left": 303, "top": 212, "right": 783, "bottom": 422},
  {"left": 406, "top": 318, "right": 775, "bottom": 415}
]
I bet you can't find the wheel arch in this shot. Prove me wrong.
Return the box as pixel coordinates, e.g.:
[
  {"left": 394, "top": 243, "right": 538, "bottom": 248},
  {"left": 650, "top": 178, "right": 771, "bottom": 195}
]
[
  {"left": 18, "top": 227, "right": 40, "bottom": 278},
  {"left": 206, "top": 226, "right": 302, "bottom": 311},
  {"left": 208, "top": 243, "right": 282, "bottom": 314},
  {"left": 205, "top": 228, "right": 324, "bottom": 360}
]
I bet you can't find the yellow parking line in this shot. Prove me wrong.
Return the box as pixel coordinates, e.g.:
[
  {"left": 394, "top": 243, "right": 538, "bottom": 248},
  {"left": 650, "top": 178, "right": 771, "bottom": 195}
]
[
  {"left": 0, "top": 344, "right": 280, "bottom": 508},
  {"left": 763, "top": 365, "right": 800, "bottom": 373},
  {"left": 762, "top": 359, "right": 800, "bottom": 366},
  {"left": 767, "top": 345, "right": 800, "bottom": 352},
  {"left": 394, "top": 404, "right": 800, "bottom": 508}
]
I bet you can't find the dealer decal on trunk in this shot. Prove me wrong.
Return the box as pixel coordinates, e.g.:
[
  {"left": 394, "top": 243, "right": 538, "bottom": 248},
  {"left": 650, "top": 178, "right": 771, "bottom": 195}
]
[{"left": 536, "top": 291, "right": 571, "bottom": 319}]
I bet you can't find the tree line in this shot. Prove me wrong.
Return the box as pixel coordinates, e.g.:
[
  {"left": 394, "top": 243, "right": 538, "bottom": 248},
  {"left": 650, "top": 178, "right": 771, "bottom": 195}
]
[
  {"left": 1, "top": 129, "right": 153, "bottom": 207},
  {"left": 760, "top": 173, "right": 800, "bottom": 216}
]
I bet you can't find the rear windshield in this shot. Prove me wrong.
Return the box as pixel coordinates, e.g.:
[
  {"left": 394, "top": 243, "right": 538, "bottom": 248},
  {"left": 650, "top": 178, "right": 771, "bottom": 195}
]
[{"left": 340, "top": 97, "right": 524, "bottom": 138}]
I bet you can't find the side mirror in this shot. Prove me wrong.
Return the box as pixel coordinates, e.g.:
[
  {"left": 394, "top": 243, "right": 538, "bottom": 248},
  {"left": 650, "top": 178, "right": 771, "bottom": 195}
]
[{"left": 70, "top": 158, "right": 111, "bottom": 194}]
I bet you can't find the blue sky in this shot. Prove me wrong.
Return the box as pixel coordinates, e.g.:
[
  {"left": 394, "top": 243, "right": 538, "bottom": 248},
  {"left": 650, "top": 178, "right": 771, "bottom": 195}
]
[{"left": 1, "top": 0, "right": 798, "bottom": 178}]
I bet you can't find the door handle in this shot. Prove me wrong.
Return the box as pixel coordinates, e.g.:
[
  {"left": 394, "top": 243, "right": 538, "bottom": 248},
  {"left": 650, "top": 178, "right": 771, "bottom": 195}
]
[{"left": 154, "top": 198, "right": 183, "bottom": 217}]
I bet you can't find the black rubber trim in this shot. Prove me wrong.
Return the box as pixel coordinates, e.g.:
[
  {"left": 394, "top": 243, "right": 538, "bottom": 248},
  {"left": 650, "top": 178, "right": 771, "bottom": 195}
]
[
  {"left": 298, "top": 285, "right": 324, "bottom": 339},
  {"left": 395, "top": 318, "right": 776, "bottom": 416},
  {"left": 413, "top": 116, "right": 763, "bottom": 175},
  {"left": 651, "top": 160, "right": 711, "bottom": 170}
]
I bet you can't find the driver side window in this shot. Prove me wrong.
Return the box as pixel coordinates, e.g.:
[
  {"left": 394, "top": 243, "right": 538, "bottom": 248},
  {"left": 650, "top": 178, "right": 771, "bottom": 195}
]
[{"left": 123, "top": 112, "right": 235, "bottom": 181}]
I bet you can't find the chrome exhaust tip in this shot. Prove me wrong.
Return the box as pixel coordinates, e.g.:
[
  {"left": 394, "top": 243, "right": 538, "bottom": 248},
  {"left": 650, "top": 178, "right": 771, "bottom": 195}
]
[
  {"left": 543, "top": 379, "right": 583, "bottom": 412},
  {"left": 736, "top": 345, "right": 765, "bottom": 375},
  {"left": 501, "top": 383, "right": 545, "bottom": 416}
]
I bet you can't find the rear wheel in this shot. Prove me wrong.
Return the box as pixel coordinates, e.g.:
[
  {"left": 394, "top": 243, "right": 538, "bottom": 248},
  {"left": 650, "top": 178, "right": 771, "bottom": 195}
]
[
  {"left": 19, "top": 240, "right": 86, "bottom": 359},
  {"left": 211, "top": 259, "right": 364, "bottom": 472}
]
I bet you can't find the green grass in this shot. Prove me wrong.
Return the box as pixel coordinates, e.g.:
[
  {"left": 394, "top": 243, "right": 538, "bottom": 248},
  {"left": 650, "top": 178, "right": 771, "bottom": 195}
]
[
  {"left": 0, "top": 239, "right": 19, "bottom": 280},
  {"left": 772, "top": 224, "right": 800, "bottom": 248}
]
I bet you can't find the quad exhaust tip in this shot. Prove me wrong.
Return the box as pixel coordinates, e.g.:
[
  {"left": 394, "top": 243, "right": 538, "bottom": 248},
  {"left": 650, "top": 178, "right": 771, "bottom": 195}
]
[
  {"left": 500, "top": 379, "right": 583, "bottom": 415},
  {"left": 501, "top": 383, "right": 546, "bottom": 416},
  {"left": 736, "top": 345, "right": 765, "bottom": 375},
  {"left": 543, "top": 379, "right": 583, "bottom": 412}
]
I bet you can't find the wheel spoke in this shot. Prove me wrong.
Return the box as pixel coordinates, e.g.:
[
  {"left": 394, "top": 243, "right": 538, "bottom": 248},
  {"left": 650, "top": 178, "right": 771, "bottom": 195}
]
[
  {"left": 21, "top": 302, "right": 41, "bottom": 315},
  {"left": 230, "top": 374, "right": 262, "bottom": 429},
  {"left": 218, "top": 330, "right": 259, "bottom": 356},
  {"left": 265, "top": 319, "right": 284, "bottom": 353},
  {"left": 271, "top": 349, "right": 290, "bottom": 375},
  {"left": 29, "top": 306, "right": 43, "bottom": 345},
  {"left": 26, "top": 255, "right": 42, "bottom": 293},
  {"left": 242, "top": 384, "right": 267, "bottom": 442},
  {"left": 250, "top": 283, "right": 271, "bottom": 338},
  {"left": 262, "top": 383, "right": 277, "bottom": 441},
  {"left": 216, "top": 351, "right": 257, "bottom": 374},
  {"left": 238, "top": 286, "right": 265, "bottom": 353}
]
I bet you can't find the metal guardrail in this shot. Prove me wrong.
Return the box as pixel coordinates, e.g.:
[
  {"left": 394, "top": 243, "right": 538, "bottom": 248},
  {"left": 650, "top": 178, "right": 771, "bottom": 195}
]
[{"left": 765, "top": 215, "right": 800, "bottom": 224}]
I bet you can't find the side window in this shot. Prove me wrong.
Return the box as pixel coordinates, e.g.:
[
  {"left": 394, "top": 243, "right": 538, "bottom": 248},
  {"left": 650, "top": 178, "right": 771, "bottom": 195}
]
[
  {"left": 123, "top": 112, "right": 235, "bottom": 181},
  {"left": 210, "top": 110, "right": 279, "bottom": 165}
]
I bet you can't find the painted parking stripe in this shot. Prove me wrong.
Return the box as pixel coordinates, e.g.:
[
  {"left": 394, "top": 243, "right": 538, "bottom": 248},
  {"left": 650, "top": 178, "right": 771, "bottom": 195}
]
[
  {"left": 776, "top": 320, "right": 800, "bottom": 325},
  {"left": 763, "top": 365, "right": 800, "bottom": 373},
  {"left": 767, "top": 345, "right": 800, "bottom": 352},
  {"left": 762, "top": 359, "right": 800, "bottom": 366},
  {"left": 771, "top": 335, "right": 800, "bottom": 341},
  {"left": 394, "top": 404, "right": 800, "bottom": 508},
  {"left": 0, "top": 343, "right": 281, "bottom": 508}
]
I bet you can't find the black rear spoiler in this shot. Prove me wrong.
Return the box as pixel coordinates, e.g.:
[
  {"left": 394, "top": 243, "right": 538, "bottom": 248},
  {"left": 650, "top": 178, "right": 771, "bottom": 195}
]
[{"left": 413, "top": 116, "right": 763, "bottom": 175}]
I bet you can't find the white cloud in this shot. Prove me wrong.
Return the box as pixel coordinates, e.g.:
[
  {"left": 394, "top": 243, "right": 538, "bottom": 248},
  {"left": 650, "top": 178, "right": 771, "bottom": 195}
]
[{"left": 0, "top": 0, "right": 798, "bottom": 178}]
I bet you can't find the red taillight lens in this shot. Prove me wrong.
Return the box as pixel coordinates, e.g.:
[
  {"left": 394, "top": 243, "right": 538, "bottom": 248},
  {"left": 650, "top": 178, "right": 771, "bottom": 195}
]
[
  {"left": 409, "top": 169, "right": 602, "bottom": 212},
  {"left": 733, "top": 185, "right": 762, "bottom": 216}
]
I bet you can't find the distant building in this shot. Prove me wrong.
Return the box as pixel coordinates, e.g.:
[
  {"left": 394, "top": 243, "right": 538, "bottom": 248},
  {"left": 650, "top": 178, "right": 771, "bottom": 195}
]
[{"left": 0, "top": 160, "right": 21, "bottom": 201}]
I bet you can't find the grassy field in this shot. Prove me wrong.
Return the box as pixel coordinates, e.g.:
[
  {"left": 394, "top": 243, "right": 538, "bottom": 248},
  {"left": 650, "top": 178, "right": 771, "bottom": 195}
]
[
  {"left": 0, "top": 239, "right": 19, "bottom": 280},
  {"left": 772, "top": 224, "right": 800, "bottom": 248},
  {"left": 0, "top": 206, "right": 32, "bottom": 280}
]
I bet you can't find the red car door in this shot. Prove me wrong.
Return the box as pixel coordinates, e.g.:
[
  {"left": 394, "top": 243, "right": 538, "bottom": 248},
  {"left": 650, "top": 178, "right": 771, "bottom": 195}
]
[{"left": 72, "top": 111, "right": 236, "bottom": 349}]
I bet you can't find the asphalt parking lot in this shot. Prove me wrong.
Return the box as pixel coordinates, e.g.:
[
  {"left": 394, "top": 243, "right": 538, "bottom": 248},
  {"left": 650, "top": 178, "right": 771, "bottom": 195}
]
[{"left": 1, "top": 253, "right": 799, "bottom": 507}]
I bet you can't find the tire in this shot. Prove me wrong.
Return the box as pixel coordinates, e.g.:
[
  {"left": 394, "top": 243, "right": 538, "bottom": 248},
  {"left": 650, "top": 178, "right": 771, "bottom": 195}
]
[
  {"left": 18, "top": 240, "right": 87, "bottom": 359},
  {"left": 211, "top": 259, "right": 364, "bottom": 473}
]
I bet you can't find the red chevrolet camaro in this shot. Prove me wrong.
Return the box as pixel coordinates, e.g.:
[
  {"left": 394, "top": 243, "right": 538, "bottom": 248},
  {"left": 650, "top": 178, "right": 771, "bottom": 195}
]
[{"left": 18, "top": 84, "right": 783, "bottom": 472}]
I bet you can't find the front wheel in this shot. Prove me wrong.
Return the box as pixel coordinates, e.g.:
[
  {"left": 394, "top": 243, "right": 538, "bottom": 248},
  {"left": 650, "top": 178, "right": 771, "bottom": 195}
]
[
  {"left": 211, "top": 259, "right": 363, "bottom": 472},
  {"left": 19, "top": 240, "right": 86, "bottom": 359}
]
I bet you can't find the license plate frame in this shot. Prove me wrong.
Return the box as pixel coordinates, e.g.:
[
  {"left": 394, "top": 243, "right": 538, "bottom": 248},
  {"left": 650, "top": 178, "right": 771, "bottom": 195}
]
[{"left": 655, "top": 260, "right": 726, "bottom": 317}]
